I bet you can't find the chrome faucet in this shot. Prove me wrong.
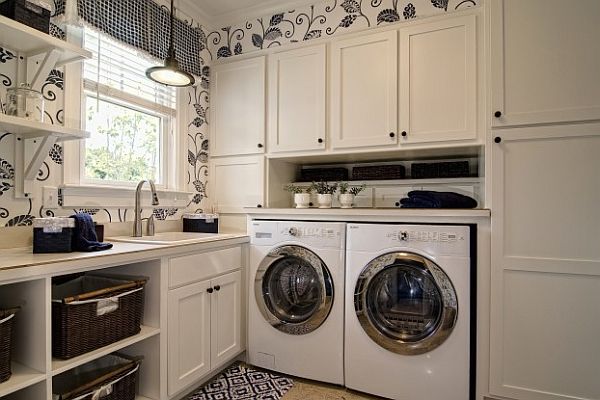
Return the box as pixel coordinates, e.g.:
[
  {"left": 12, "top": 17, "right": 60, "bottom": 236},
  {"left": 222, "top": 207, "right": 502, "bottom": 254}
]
[{"left": 133, "top": 180, "right": 159, "bottom": 237}]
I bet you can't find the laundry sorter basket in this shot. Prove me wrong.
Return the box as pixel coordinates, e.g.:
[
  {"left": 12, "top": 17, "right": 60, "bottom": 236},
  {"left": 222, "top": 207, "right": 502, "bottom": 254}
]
[
  {"left": 0, "top": 307, "right": 19, "bottom": 383},
  {"left": 52, "top": 353, "right": 142, "bottom": 400},
  {"left": 52, "top": 274, "right": 148, "bottom": 359}
]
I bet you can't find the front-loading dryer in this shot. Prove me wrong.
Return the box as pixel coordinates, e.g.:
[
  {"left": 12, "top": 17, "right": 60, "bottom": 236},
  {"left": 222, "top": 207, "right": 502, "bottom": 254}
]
[
  {"left": 248, "top": 220, "right": 345, "bottom": 384},
  {"left": 345, "top": 223, "right": 474, "bottom": 400}
]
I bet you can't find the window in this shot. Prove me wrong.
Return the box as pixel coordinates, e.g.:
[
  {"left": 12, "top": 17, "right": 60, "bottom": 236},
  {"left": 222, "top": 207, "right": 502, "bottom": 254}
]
[{"left": 82, "top": 29, "right": 177, "bottom": 187}]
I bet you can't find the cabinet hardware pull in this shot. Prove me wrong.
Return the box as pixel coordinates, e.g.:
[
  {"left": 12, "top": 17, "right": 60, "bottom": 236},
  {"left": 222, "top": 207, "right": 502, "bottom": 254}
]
[
  {"left": 318, "top": 138, "right": 323, "bottom": 143},
  {"left": 401, "top": 131, "right": 407, "bottom": 137},
  {"left": 494, "top": 111, "right": 502, "bottom": 118},
  {"left": 207, "top": 288, "right": 214, "bottom": 293},
  {"left": 389, "top": 132, "right": 395, "bottom": 138},
  {"left": 494, "top": 137, "right": 502, "bottom": 144},
  {"left": 214, "top": 285, "right": 221, "bottom": 291},
  {"left": 257, "top": 143, "right": 263, "bottom": 148},
  {"left": 395, "top": 202, "right": 401, "bottom": 207},
  {"left": 257, "top": 204, "right": 262, "bottom": 208}
]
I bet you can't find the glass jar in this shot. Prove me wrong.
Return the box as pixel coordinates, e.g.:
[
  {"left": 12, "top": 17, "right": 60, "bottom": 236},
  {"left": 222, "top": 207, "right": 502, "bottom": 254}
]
[{"left": 5, "top": 83, "right": 45, "bottom": 122}]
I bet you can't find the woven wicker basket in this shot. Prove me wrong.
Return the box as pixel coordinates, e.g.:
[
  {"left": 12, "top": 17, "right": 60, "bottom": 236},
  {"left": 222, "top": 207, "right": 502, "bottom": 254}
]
[
  {"left": 352, "top": 165, "right": 406, "bottom": 181},
  {"left": 52, "top": 275, "right": 148, "bottom": 359},
  {"left": 53, "top": 353, "right": 142, "bottom": 400},
  {"left": 0, "top": 307, "right": 19, "bottom": 383}
]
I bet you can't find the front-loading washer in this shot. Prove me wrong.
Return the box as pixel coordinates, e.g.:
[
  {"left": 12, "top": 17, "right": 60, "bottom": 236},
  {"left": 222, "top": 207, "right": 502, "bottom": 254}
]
[
  {"left": 248, "top": 220, "right": 345, "bottom": 384},
  {"left": 345, "top": 223, "right": 474, "bottom": 400}
]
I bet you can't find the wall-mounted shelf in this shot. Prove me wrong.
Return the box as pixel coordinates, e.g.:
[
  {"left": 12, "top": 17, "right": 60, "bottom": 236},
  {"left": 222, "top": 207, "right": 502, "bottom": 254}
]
[
  {"left": 0, "top": 15, "right": 91, "bottom": 66},
  {"left": 0, "top": 114, "right": 90, "bottom": 198},
  {"left": 0, "top": 362, "right": 46, "bottom": 398}
]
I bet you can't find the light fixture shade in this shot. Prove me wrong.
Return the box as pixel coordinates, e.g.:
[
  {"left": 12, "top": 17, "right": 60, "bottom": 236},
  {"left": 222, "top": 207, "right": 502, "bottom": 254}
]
[
  {"left": 146, "top": 57, "right": 195, "bottom": 87},
  {"left": 145, "top": 0, "right": 196, "bottom": 87}
]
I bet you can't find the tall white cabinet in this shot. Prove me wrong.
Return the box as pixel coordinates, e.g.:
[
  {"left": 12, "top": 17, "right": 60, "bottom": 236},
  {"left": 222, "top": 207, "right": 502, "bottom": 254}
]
[
  {"left": 399, "top": 15, "right": 477, "bottom": 144},
  {"left": 488, "top": 1, "right": 600, "bottom": 399},
  {"left": 491, "top": 0, "right": 600, "bottom": 127},
  {"left": 330, "top": 31, "right": 399, "bottom": 149}
]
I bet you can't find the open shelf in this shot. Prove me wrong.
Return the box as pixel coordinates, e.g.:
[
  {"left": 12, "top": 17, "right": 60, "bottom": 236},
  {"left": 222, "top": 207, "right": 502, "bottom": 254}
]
[
  {"left": 51, "top": 326, "right": 160, "bottom": 376},
  {"left": 0, "top": 113, "right": 89, "bottom": 141},
  {"left": 0, "top": 15, "right": 91, "bottom": 65},
  {"left": 0, "top": 362, "right": 46, "bottom": 398}
]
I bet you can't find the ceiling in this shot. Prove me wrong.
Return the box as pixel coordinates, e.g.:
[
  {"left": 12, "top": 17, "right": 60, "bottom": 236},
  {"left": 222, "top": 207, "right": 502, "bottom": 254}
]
[{"left": 182, "top": 0, "right": 318, "bottom": 28}]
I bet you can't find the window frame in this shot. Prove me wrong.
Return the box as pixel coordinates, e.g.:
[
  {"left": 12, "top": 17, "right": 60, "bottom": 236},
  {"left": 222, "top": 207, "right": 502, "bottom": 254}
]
[{"left": 61, "top": 26, "right": 190, "bottom": 206}]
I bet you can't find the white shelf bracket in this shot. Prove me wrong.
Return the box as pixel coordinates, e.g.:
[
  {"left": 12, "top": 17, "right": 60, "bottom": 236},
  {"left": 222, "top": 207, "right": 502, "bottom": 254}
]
[
  {"left": 14, "top": 134, "right": 58, "bottom": 199},
  {"left": 27, "top": 48, "right": 60, "bottom": 92}
]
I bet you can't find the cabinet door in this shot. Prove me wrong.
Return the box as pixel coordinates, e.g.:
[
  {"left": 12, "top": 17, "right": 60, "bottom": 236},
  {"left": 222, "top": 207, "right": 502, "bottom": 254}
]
[
  {"left": 331, "top": 31, "right": 398, "bottom": 149},
  {"left": 168, "top": 280, "right": 212, "bottom": 397},
  {"left": 210, "top": 155, "right": 265, "bottom": 213},
  {"left": 211, "top": 57, "right": 266, "bottom": 156},
  {"left": 399, "top": 15, "right": 476, "bottom": 144},
  {"left": 210, "top": 270, "right": 242, "bottom": 369},
  {"left": 490, "top": 124, "right": 600, "bottom": 400},
  {"left": 491, "top": 0, "right": 600, "bottom": 127},
  {"left": 268, "top": 45, "right": 326, "bottom": 153}
]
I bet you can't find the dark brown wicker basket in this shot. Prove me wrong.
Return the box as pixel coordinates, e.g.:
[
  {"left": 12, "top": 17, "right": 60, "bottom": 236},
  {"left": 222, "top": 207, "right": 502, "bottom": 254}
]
[
  {"left": 299, "top": 167, "right": 348, "bottom": 182},
  {"left": 352, "top": 165, "right": 406, "bottom": 181},
  {"left": 53, "top": 353, "right": 142, "bottom": 400},
  {"left": 411, "top": 161, "right": 470, "bottom": 179},
  {"left": 52, "top": 275, "right": 148, "bottom": 360},
  {"left": 0, "top": 307, "right": 19, "bottom": 384}
]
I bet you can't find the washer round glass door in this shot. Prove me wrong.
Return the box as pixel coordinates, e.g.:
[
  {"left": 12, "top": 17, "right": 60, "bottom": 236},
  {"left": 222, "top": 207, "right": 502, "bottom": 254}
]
[
  {"left": 256, "top": 245, "right": 334, "bottom": 335},
  {"left": 354, "top": 252, "right": 458, "bottom": 355}
]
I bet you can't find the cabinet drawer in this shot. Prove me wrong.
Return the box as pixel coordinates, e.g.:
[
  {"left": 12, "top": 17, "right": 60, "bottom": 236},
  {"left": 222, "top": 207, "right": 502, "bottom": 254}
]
[{"left": 169, "top": 246, "right": 242, "bottom": 288}]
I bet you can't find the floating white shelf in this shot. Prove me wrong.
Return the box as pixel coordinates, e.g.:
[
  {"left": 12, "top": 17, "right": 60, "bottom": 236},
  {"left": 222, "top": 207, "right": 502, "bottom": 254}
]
[
  {"left": 0, "top": 113, "right": 89, "bottom": 141},
  {"left": 0, "top": 15, "right": 91, "bottom": 66},
  {"left": 0, "top": 362, "right": 46, "bottom": 398},
  {"left": 51, "top": 326, "right": 160, "bottom": 376}
]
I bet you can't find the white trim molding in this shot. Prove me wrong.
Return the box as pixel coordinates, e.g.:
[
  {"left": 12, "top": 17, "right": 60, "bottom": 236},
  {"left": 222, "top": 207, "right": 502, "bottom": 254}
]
[{"left": 59, "top": 184, "right": 192, "bottom": 208}]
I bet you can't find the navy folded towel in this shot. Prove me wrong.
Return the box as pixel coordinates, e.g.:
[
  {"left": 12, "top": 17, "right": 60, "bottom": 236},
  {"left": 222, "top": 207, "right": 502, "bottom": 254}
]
[
  {"left": 400, "top": 190, "right": 477, "bottom": 209},
  {"left": 70, "top": 213, "right": 113, "bottom": 252}
]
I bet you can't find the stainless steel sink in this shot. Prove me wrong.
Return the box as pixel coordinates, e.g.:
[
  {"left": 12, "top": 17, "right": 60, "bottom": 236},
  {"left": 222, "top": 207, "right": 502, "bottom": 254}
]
[{"left": 107, "top": 231, "right": 236, "bottom": 245}]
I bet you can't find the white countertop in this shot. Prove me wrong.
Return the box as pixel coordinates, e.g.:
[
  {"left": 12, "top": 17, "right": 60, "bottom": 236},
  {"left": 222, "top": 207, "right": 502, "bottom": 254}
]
[
  {"left": 0, "top": 233, "right": 249, "bottom": 272},
  {"left": 245, "top": 207, "right": 491, "bottom": 218}
]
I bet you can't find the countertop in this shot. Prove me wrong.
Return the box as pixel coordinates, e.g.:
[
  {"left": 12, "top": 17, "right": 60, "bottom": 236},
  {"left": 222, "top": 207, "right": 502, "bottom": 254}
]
[{"left": 0, "top": 233, "right": 249, "bottom": 273}]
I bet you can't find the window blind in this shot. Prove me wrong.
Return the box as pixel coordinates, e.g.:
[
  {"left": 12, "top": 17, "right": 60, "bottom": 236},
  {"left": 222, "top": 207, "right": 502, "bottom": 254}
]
[{"left": 83, "top": 29, "right": 176, "bottom": 113}]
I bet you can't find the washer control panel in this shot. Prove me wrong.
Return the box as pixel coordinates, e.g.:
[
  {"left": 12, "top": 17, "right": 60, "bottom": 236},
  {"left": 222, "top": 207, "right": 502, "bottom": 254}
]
[
  {"left": 390, "top": 230, "right": 465, "bottom": 243},
  {"left": 251, "top": 221, "right": 345, "bottom": 249},
  {"left": 283, "top": 225, "right": 337, "bottom": 239}
]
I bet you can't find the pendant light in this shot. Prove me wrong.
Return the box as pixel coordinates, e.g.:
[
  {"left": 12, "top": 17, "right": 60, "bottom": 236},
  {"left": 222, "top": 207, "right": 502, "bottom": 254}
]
[{"left": 146, "top": 0, "right": 195, "bottom": 87}]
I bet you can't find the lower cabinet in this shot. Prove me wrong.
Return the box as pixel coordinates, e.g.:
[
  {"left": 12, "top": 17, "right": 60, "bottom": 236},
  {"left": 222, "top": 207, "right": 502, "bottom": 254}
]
[
  {"left": 210, "top": 155, "right": 265, "bottom": 212},
  {"left": 167, "top": 249, "right": 243, "bottom": 397}
]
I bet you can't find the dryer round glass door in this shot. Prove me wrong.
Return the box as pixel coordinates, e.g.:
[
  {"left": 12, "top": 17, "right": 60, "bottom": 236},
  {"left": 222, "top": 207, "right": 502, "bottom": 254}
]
[
  {"left": 256, "top": 245, "right": 334, "bottom": 335},
  {"left": 354, "top": 252, "right": 458, "bottom": 355}
]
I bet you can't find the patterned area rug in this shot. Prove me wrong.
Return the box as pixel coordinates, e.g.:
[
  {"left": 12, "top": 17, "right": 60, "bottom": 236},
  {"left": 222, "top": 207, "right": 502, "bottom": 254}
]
[{"left": 188, "top": 363, "right": 294, "bottom": 400}]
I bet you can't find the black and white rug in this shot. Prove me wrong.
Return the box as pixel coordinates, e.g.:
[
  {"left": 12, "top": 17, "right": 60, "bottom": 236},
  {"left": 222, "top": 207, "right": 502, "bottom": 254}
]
[{"left": 187, "top": 363, "right": 294, "bottom": 400}]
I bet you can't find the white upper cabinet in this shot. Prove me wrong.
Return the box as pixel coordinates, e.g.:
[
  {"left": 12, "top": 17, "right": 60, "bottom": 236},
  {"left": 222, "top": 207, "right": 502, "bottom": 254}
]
[
  {"left": 330, "top": 31, "right": 398, "bottom": 149},
  {"left": 399, "top": 15, "right": 477, "bottom": 144},
  {"left": 268, "top": 45, "right": 326, "bottom": 153},
  {"left": 491, "top": 0, "right": 600, "bottom": 127},
  {"left": 211, "top": 57, "right": 266, "bottom": 156}
]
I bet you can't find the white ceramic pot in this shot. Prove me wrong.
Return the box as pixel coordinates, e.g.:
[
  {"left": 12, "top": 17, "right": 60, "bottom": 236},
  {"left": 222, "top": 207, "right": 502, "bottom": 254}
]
[
  {"left": 317, "top": 194, "right": 333, "bottom": 208},
  {"left": 339, "top": 193, "right": 355, "bottom": 209},
  {"left": 294, "top": 193, "right": 311, "bottom": 208}
]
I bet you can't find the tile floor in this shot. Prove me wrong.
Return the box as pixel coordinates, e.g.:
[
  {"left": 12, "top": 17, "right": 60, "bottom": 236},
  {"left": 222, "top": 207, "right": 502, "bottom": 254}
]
[{"left": 282, "top": 377, "right": 384, "bottom": 399}]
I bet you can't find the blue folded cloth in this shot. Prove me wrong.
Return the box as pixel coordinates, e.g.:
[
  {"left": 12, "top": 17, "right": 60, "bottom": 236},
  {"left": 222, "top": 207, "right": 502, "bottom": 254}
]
[
  {"left": 400, "top": 190, "right": 478, "bottom": 209},
  {"left": 70, "top": 213, "right": 113, "bottom": 252}
]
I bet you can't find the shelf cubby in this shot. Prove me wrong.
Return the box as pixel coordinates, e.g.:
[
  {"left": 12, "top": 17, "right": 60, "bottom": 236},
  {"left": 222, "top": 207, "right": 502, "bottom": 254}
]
[{"left": 1, "top": 379, "right": 47, "bottom": 400}]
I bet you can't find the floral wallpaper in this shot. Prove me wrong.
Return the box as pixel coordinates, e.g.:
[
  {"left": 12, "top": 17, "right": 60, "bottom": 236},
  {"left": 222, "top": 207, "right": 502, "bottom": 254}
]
[
  {"left": 0, "top": 18, "right": 212, "bottom": 228},
  {"left": 204, "top": 0, "right": 479, "bottom": 60}
]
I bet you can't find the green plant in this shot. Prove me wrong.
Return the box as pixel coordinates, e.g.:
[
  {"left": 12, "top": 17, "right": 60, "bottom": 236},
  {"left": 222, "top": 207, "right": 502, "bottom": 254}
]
[
  {"left": 349, "top": 184, "right": 366, "bottom": 196},
  {"left": 338, "top": 182, "right": 349, "bottom": 194},
  {"left": 284, "top": 184, "right": 304, "bottom": 194},
  {"left": 312, "top": 181, "right": 338, "bottom": 195}
]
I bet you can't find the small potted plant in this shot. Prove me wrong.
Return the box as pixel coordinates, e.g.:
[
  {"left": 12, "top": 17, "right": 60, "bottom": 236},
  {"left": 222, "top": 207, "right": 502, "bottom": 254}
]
[
  {"left": 284, "top": 184, "right": 312, "bottom": 208},
  {"left": 338, "top": 183, "right": 366, "bottom": 208},
  {"left": 312, "top": 181, "right": 338, "bottom": 208}
]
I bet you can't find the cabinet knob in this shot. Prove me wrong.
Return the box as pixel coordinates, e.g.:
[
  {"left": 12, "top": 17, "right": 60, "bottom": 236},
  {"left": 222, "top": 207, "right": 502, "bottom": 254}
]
[
  {"left": 257, "top": 143, "right": 263, "bottom": 148},
  {"left": 395, "top": 202, "right": 401, "bottom": 207},
  {"left": 494, "top": 137, "right": 502, "bottom": 144},
  {"left": 401, "top": 131, "right": 407, "bottom": 137},
  {"left": 317, "top": 138, "right": 323, "bottom": 144},
  {"left": 494, "top": 111, "right": 502, "bottom": 118},
  {"left": 257, "top": 204, "right": 262, "bottom": 208},
  {"left": 207, "top": 287, "right": 214, "bottom": 294},
  {"left": 214, "top": 285, "right": 221, "bottom": 291},
  {"left": 389, "top": 132, "right": 395, "bottom": 138}
]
